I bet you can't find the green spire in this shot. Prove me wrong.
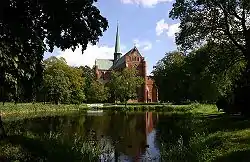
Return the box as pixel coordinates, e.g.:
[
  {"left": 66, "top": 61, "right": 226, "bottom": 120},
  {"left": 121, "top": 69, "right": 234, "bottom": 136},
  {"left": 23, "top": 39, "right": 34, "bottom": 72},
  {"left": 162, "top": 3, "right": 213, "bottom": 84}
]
[{"left": 114, "top": 22, "right": 121, "bottom": 54}]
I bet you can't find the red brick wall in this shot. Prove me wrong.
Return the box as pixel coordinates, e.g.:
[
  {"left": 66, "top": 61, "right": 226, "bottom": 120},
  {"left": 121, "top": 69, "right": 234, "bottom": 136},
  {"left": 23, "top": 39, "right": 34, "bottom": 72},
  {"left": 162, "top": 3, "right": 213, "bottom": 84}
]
[
  {"left": 146, "top": 76, "right": 158, "bottom": 102},
  {"left": 94, "top": 66, "right": 112, "bottom": 83}
]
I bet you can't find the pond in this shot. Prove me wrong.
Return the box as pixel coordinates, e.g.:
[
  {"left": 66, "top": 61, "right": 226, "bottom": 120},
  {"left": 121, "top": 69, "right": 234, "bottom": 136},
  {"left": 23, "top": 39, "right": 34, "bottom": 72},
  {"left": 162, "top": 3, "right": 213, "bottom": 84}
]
[{"left": 1, "top": 110, "right": 227, "bottom": 162}]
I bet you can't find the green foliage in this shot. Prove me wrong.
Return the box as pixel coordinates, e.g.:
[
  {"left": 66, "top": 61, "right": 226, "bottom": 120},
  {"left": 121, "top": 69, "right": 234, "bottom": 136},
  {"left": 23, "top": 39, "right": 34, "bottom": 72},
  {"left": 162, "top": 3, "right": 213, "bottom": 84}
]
[
  {"left": 86, "top": 80, "right": 109, "bottom": 103},
  {"left": 152, "top": 43, "right": 245, "bottom": 103},
  {"left": 42, "top": 57, "right": 85, "bottom": 104},
  {"left": 170, "top": 0, "right": 250, "bottom": 113},
  {"left": 0, "top": 0, "right": 108, "bottom": 52},
  {"left": 0, "top": 0, "right": 108, "bottom": 103},
  {"left": 79, "top": 65, "right": 96, "bottom": 101},
  {"left": 108, "top": 68, "right": 144, "bottom": 104},
  {"left": 170, "top": 0, "right": 250, "bottom": 53},
  {"left": 153, "top": 51, "right": 186, "bottom": 103}
]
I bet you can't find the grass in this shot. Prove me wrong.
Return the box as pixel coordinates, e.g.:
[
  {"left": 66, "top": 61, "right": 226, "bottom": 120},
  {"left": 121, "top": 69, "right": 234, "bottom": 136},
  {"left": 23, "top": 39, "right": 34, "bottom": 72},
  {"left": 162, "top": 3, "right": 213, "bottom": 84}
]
[
  {"left": 157, "top": 104, "right": 250, "bottom": 162},
  {"left": 0, "top": 133, "right": 101, "bottom": 162},
  {"left": 0, "top": 103, "right": 88, "bottom": 119}
]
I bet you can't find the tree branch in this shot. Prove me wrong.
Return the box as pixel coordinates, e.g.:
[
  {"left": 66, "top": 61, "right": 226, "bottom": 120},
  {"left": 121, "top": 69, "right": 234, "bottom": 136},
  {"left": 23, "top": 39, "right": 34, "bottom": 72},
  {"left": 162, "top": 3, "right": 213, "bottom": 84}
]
[
  {"left": 241, "top": 4, "right": 249, "bottom": 43},
  {"left": 222, "top": 8, "right": 245, "bottom": 53},
  {"left": 233, "top": 10, "right": 243, "bottom": 21},
  {"left": 222, "top": 56, "right": 245, "bottom": 77}
]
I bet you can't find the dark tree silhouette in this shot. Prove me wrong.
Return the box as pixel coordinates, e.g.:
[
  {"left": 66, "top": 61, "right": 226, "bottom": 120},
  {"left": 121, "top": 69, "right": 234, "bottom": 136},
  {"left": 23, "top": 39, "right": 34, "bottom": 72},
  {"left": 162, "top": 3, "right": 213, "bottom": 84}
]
[
  {"left": 170, "top": 0, "right": 250, "bottom": 114},
  {"left": 0, "top": 0, "right": 108, "bottom": 138}
]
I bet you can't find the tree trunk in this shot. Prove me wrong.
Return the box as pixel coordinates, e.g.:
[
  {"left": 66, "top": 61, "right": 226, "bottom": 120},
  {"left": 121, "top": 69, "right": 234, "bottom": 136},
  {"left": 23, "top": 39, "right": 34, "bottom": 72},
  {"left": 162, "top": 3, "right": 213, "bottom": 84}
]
[
  {"left": 114, "top": 150, "right": 119, "bottom": 162},
  {"left": 0, "top": 116, "right": 6, "bottom": 139},
  {"left": 231, "top": 51, "right": 250, "bottom": 115}
]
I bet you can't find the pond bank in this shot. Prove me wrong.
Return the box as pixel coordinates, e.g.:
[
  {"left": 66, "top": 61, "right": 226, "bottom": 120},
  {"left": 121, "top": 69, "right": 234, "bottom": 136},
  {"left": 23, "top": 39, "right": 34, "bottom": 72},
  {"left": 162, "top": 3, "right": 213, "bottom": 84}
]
[{"left": 0, "top": 103, "right": 220, "bottom": 118}]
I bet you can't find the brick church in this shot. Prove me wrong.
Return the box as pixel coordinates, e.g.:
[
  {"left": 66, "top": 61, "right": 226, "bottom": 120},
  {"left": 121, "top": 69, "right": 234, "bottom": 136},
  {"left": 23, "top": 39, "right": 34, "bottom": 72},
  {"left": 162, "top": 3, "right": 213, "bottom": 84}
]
[{"left": 94, "top": 24, "right": 158, "bottom": 103}]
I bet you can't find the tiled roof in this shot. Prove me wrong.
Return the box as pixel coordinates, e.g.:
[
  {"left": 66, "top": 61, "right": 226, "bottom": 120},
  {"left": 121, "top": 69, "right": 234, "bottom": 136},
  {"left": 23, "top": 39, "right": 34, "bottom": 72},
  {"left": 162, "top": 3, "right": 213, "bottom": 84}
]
[
  {"left": 95, "top": 59, "right": 114, "bottom": 70},
  {"left": 112, "top": 55, "right": 126, "bottom": 69}
]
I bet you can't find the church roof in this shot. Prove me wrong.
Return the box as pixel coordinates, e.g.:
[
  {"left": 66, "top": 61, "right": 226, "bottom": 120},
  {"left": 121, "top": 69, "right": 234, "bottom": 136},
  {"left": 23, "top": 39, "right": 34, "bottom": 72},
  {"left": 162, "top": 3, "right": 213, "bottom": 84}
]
[
  {"left": 112, "top": 54, "right": 126, "bottom": 69},
  {"left": 95, "top": 59, "right": 113, "bottom": 70},
  {"left": 95, "top": 46, "right": 142, "bottom": 70}
]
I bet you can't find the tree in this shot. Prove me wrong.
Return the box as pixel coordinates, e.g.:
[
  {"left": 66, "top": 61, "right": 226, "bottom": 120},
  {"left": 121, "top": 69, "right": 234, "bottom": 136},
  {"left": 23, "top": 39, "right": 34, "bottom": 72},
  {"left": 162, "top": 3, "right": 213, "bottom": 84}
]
[
  {"left": 79, "top": 66, "right": 96, "bottom": 97},
  {"left": 108, "top": 68, "right": 144, "bottom": 105},
  {"left": 0, "top": 0, "right": 108, "bottom": 137},
  {"left": 43, "top": 56, "right": 85, "bottom": 104},
  {"left": 170, "top": 0, "right": 250, "bottom": 113},
  {"left": 152, "top": 42, "right": 245, "bottom": 104},
  {"left": 86, "top": 80, "right": 108, "bottom": 103},
  {"left": 68, "top": 67, "right": 86, "bottom": 104},
  {"left": 184, "top": 42, "right": 244, "bottom": 102},
  {"left": 152, "top": 51, "right": 187, "bottom": 103},
  {"left": 0, "top": 0, "right": 107, "bottom": 101},
  {"left": 43, "top": 57, "right": 71, "bottom": 104}
]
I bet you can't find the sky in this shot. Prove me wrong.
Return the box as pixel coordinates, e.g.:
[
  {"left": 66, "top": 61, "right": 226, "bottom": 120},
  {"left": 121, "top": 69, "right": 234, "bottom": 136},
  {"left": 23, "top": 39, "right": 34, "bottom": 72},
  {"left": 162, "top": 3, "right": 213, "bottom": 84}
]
[{"left": 43, "top": 0, "right": 180, "bottom": 75}]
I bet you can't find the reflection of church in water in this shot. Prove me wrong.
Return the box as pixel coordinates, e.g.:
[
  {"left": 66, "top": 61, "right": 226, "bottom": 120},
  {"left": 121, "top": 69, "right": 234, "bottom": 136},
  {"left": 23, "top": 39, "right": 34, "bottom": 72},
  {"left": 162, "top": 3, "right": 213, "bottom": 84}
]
[{"left": 96, "top": 112, "right": 159, "bottom": 161}]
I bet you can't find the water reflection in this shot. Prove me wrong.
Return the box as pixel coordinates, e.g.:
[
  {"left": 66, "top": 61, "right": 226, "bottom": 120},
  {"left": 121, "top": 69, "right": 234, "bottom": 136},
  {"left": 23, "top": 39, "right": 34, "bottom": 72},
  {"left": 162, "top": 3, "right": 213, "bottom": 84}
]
[{"left": 4, "top": 111, "right": 161, "bottom": 161}]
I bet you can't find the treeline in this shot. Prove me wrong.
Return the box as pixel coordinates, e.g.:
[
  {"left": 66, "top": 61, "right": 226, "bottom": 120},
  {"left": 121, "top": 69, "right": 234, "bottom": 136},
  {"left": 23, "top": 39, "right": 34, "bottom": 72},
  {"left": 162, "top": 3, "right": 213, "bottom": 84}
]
[
  {"left": 0, "top": 56, "right": 144, "bottom": 104},
  {"left": 152, "top": 42, "right": 245, "bottom": 104}
]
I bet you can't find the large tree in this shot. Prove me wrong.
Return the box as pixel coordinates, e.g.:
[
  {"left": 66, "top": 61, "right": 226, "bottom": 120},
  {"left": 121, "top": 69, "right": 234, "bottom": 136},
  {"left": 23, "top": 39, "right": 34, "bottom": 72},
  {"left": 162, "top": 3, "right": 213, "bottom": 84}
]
[
  {"left": 108, "top": 68, "right": 144, "bottom": 105},
  {"left": 152, "top": 42, "right": 245, "bottom": 104},
  {"left": 170, "top": 0, "right": 250, "bottom": 113},
  {"left": 0, "top": 0, "right": 108, "bottom": 101},
  {"left": 42, "top": 56, "right": 86, "bottom": 104},
  {"left": 152, "top": 51, "right": 187, "bottom": 103},
  {"left": 85, "top": 80, "right": 109, "bottom": 103},
  {"left": 0, "top": 0, "right": 108, "bottom": 137}
]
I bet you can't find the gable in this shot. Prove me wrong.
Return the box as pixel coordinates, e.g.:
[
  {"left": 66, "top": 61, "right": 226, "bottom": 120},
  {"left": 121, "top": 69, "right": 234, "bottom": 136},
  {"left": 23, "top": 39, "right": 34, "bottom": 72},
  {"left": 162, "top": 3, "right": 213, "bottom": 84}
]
[
  {"left": 112, "top": 46, "right": 143, "bottom": 69},
  {"left": 128, "top": 49, "right": 142, "bottom": 57}
]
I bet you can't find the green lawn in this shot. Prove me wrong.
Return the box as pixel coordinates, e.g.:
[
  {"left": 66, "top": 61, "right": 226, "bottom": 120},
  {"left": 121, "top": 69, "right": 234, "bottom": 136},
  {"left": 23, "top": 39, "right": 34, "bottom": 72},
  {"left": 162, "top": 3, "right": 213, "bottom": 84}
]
[
  {"left": 158, "top": 104, "right": 250, "bottom": 162},
  {"left": 0, "top": 103, "right": 88, "bottom": 119}
]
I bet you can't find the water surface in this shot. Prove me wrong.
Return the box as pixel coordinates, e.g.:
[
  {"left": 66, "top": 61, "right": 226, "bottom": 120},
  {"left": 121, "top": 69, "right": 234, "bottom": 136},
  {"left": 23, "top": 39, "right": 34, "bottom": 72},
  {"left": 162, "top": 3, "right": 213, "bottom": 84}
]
[{"left": 3, "top": 111, "right": 193, "bottom": 161}]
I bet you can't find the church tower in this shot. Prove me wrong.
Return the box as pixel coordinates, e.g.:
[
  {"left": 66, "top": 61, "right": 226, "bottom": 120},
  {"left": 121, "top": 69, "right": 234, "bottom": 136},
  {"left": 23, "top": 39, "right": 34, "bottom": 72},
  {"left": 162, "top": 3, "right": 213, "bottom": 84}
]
[{"left": 114, "top": 23, "right": 122, "bottom": 62}]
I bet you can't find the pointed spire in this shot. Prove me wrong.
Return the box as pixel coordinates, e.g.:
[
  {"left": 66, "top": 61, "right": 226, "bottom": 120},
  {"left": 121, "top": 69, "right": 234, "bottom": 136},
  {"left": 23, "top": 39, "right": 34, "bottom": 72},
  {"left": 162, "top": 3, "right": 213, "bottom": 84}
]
[{"left": 114, "top": 21, "right": 121, "bottom": 54}]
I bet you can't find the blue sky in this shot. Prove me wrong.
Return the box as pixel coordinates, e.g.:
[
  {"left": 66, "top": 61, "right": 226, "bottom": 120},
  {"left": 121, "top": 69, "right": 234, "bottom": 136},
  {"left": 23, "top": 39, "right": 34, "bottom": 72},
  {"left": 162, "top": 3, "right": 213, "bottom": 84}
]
[{"left": 44, "top": 0, "right": 180, "bottom": 74}]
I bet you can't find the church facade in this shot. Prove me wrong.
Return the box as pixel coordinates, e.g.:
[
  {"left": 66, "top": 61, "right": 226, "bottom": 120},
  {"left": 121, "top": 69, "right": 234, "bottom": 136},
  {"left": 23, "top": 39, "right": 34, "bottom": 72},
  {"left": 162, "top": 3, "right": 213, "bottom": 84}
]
[{"left": 94, "top": 25, "right": 158, "bottom": 103}]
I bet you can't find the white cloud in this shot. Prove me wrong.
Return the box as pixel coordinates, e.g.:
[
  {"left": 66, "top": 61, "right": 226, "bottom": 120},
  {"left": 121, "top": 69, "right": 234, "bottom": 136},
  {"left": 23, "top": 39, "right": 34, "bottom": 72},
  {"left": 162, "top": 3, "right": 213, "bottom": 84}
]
[
  {"left": 156, "top": 19, "right": 169, "bottom": 36},
  {"left": 56, "top": 44, "right": 126, "bottom": 68},
  {"left": 121, "top": 0, "right": 173, "bottom": 7},
  {"left": 156, "top": 19, "right": 180, "bottom": 38},
  {"left": 156, "top": 39, "right": 161, "bottom": 43},
  {"left": 133, "top": 39, "right": 152, "bottom": 51},
  {"left": 167, "top": 23, "right": 180, "bottom": 37}
]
